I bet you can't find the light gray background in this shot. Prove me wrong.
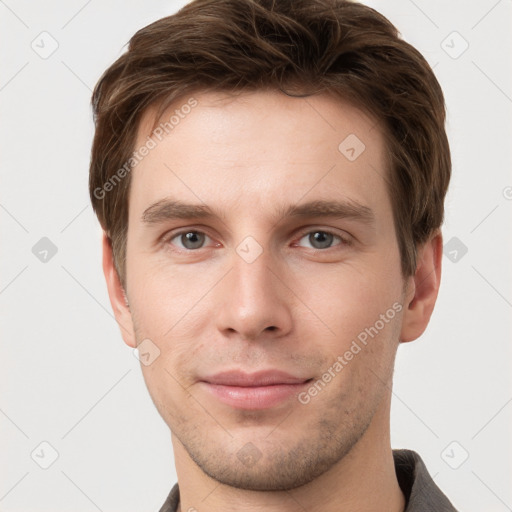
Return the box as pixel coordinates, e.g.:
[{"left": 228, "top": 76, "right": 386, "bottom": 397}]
[{"left": 1, "top": 1, "right": 511, "bottom": 511}]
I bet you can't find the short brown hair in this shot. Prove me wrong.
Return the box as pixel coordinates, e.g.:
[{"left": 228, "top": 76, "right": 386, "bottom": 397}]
[{"left": 89, "top": 0, "right": 451, "bottom": 289}]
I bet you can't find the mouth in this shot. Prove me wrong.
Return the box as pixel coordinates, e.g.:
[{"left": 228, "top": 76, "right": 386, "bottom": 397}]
[{"left": 199, "top": 370, "right": 313, "bottom": 410}]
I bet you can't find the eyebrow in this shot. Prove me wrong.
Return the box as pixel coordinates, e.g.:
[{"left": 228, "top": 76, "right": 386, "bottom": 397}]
[{"left": 141, "top": 197, "right": 375, "bottom": 227}]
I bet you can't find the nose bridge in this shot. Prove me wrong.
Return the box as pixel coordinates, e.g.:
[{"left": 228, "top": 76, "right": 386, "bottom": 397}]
[
  {"left": 229, "top": 219, "right": 277, "bottom": 295},
  {"left": 214, "top": 236, "right": 293, "bottom": 340},
  {"left": 233, "top": 244, "right": 275, "bottom": 299}
]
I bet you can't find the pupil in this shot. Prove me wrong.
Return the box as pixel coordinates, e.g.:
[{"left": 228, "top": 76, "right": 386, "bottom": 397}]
[
  {"left": 183, "top": 232, "right": 203, "bottom": 249},
  {"left": 311, "top": 231, "right": 332, "bottom": 249}
]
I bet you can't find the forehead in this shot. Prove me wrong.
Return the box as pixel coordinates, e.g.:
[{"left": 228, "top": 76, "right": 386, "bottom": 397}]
[{"left": 129, "top": 89, "right": 390, "bottom": 225}]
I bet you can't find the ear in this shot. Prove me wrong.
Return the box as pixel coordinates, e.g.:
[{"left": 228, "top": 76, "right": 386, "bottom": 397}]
[
  {"left": 102, "top": 232, "right": 137, "bottom": 348},
  {"left": 400, "top": 230, "right": 443, "bottom": 343}
]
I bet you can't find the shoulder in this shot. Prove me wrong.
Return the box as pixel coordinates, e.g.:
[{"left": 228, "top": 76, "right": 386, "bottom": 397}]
[
  {"left": 393, "top": 449, "right": 458, "bottom": 512},
  {"left": 158, "top": 482, "right": 180, "bottom": 512}
]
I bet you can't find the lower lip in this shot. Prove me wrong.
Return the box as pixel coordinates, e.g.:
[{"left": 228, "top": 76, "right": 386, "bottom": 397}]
[{"left": 200, "top": 381, "right": 310, "bottom": 410}]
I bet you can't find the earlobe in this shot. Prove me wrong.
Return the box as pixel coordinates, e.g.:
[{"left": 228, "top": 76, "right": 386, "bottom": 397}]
[
  {"left": 101, "top": 232, "right": 137, "bottom": 348},
  {"left": 399, "top": 230, "right": 443, "bottom": 343}
]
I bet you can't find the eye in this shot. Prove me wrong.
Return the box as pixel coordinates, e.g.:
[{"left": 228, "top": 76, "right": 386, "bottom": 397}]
[
  {"left": 163, "top": 228, "right": 351, "bottom": 253},
  {"left": 295, "top": 230, "right": 349, "bottom": 250},
  {"left": 166, "top": 230, "right": 213, "bottom": 250}
]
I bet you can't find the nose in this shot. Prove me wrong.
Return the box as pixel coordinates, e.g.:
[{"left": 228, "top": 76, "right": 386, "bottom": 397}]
[{"left": 214, "top": 247, "right": 293, "bottom": 342}]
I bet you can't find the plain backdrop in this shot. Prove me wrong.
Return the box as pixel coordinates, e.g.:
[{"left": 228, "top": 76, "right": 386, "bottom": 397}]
[{"left": 1, "top": 1, "right": 511, "bottom": 511}]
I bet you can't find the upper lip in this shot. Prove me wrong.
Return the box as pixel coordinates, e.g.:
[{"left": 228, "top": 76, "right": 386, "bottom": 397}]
[{"left": 201, "top": 370, "right": 311, "bottom": 387}]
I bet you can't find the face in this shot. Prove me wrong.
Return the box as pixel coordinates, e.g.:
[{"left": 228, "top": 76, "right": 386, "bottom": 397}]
[{"left": 123, "top": 90, "right": 408, "bottom": 490}]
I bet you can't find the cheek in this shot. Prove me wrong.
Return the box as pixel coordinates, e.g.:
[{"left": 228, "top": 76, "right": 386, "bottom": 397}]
[
  {"left": 128, "top": 253, "right": 213, "bottom": 339},
  {"left": 293, "top": 270, "right": 404, "bottom": 396},
  {"left": 299, "top": 260, "right": 403, "bottom": 331}
]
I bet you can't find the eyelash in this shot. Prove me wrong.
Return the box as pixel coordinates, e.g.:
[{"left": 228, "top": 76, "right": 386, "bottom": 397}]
[{"left": 161, "top": 227, "right": 353, "bottom": 252}]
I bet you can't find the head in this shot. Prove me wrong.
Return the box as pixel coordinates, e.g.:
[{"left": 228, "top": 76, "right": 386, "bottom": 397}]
[{"left": 90, "top": 0, "right": 450, "bottom": 491}]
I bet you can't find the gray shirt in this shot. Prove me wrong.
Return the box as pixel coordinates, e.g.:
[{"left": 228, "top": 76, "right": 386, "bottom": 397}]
[{"left": 158, "top": 449, "right": 458, "bottom": 511}]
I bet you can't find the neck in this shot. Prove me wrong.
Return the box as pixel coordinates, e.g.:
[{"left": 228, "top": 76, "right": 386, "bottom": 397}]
[{"left": 173, "top": 396, "right": 405, "bottom": 512}]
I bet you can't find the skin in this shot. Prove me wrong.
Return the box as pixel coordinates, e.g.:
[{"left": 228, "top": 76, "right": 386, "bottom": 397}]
[{"left": 102, "top": 90, "right": 442, "bottom": 512}]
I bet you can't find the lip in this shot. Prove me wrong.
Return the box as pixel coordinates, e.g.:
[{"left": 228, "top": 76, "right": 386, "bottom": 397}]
[{"left": 199, "top": 370, "right": 312, "bottom": 410}]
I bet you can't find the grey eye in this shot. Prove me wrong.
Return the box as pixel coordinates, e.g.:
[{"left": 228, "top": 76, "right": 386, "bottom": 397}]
[
  {"left": 310, "top": 231, "right": 333, "bottom": 249},
  {"left": 175, "top": 231, "right": 207, "bottom": 250},
  {"left": 298, "top": 231, "right": 340, "bottom": 250}
]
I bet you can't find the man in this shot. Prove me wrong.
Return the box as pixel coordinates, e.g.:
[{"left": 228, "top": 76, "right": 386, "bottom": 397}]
[{"left": 89, "top": 0, "right": 457, "bottom": 510}]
